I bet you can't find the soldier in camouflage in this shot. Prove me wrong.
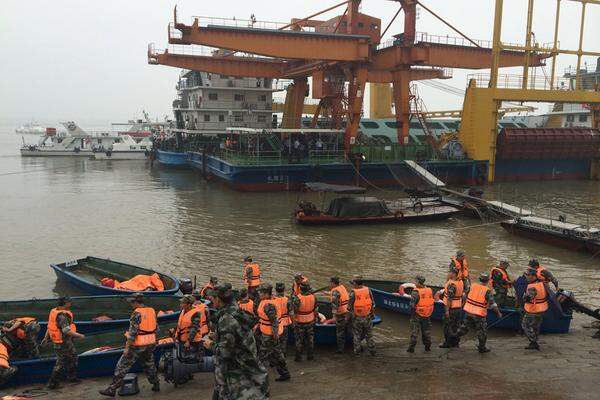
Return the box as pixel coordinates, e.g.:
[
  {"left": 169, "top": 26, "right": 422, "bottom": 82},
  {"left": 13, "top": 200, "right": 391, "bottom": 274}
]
[
  {"left": 329, "top": 276, "right": 349, "bottom": 353},
  {"left": 203, "top": 283, "right": 269, "bottom": 400},
  {"left": 291, "top": 283, "right": 317, "bottom": 362},
  {"left": 407, "top": 275, "right": 432, "bottom": 353},
  {"left": 490, "top": 260, "right": 514, "bottom": 307},
  {"left": 255, "top": 284, "right": 290, "bottom": 382},
  {"left": 45, "top": 297, "right": 85, "bottom": 389},
  {"left": 0, "top": 335, "right": 18, "bottom": 387},
  {"left": 1, "top": 318, "right": 41, "bottom": 359},
  {"left": 348, "top": 275, "right": 376, "bottom": 356},
  {"left": 274, "top": 283, "right": 291, "bottom": 357},
  {"left": 522, "top": 268, "right": 550, "bottom": 350},
  {"left": 99, "top": 293, "right": 159, "bottom": 397},
  {"left": 528, "top": 259, "right": 559, "bottom": 290},
  {"left": 457, "top": 273, "right": 502, "bottom": 353}
]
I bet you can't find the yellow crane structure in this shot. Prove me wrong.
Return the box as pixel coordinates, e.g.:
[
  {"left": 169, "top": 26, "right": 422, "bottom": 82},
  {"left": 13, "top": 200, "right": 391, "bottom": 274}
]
[{"left": 457, "top": 0, "right": 600, "bottom": 183}]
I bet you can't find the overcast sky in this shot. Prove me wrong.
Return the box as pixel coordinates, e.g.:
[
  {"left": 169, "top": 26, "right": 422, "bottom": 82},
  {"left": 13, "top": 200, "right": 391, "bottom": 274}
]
[{"left": 1, "top": 0, "right": 598, "bottom": 126}]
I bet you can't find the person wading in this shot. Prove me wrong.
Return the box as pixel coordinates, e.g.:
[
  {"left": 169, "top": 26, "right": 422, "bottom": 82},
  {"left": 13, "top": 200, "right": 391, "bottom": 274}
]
[
  {"left": 440, "top": 268, "right": 464, "bottom": 348},
  {"left": 348, "top": 275, "right": 376, "bottom": 356},
  {"left": 291, "top": 283, "right": 317, "bottom": 362},
  {"left": 99, "top": 293, "right": 159, "bottom": 397},
  {"left": 407, "top": 275, "right": 434, "bottom": 353},
  {"left": 44, "top": 296, "right": 85, "bottom": 389},
  {"left": 522, "top": 268, "right": 550, "bottom": 350},
  {"left": 457, "top": 273, "right": 502, "bottom": 353},
  {"left": 329, "top": 276, "right": 349, "bottom": 354}
]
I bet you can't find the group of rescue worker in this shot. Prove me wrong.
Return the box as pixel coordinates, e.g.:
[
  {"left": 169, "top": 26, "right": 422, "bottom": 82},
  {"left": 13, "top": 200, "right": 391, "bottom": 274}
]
[
  {"left": 403, "top": 250, "right": 561, "bottom": 354},
  {"left": 0, "top": 251, "right": 578, "bottom": 398}
]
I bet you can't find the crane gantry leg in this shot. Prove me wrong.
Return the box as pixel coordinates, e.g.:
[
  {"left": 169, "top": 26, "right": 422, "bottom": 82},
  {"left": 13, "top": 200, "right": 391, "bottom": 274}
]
[
  {"left": 281, "top": 78, "right": 308, "bottom": 128},
  {"left": 392, "top": 69, "right": 411, "bottom": 144},
  {"left": 345, "top": 66, "right": 368, "bottom": 150}
]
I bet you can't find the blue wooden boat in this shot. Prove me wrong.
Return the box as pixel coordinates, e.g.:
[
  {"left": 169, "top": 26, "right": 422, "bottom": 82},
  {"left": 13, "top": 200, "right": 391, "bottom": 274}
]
[
  {"left": 5, "top": 323, "right": 177, "bottom": 387},
  {"left": 50, "top": 256, "right": 180, "bottom": 296},
  {"left": 156, "top": 149, "right": 189, "bottom": 168},
  {"left": 0, "top": 295, "right": 182, "bottom": 338},
  {"left": 364, "top": 279, "right": 572, "bottom": 334},
  {"left": 287, "top": 301, "right": 383, "bottom": 346}
]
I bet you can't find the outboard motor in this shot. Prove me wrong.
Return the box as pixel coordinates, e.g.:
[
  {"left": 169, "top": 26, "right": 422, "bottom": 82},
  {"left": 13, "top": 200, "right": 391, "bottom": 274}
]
[
  {"left": 557, "top": 289, "right": 600, "bottom": 320},
  {"left": 160, "top": 344, "right": 214, "bottom": 386},
  {"left": 179, "top": 278, "right": 193, "bottom": 295}
]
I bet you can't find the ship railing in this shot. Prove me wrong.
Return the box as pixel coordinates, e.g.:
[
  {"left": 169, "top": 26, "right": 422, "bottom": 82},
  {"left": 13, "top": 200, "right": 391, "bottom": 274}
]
[
  {"left": 308, "top": 150, "right": 346, "bottom": 163},
  {"left": 192, "top": 15, "right": 289, "bottom": 31},
  {"left": 218, "top": 148, "right": 283, "bottom": 165},
  {"left": 157, "top": 41, "right": 273, "bottom": 60},
  {"left": 350, "top": 143, "right": 432, "bottom": 162},
  {"left": 467, "top": 73, "right": 573, "bottom": 91}
]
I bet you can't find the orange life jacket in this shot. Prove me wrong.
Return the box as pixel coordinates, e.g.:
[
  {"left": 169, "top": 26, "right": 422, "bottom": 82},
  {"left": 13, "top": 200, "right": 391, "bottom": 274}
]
[
  {"left": 535, "top": 266, "right": 549, "bottom": 282},
  {"left": 199, "top": 283, "right": 214, "bottom": 298},
  {"left": 257, "top": 299, "right": 283, "bottom": 336},
  {"left": 414, "top": 287, "right": 434, "bottom": 317},
  {"left": 13, "top": 317, "right": 36, "bottom": 340},
  {"left": 244, "top": 263, "right": 261, "bottom": 287},
  {"left": 176, "top": 304, "right": 208, "bottom": 343},
  {"left": 292, "top": 277, "right": 308, "bottom": 296},
  {"left": 0, "top": 342, "right": 9, "bottom": 368},
  {"left": 352, "top": 287, "right": 373, "bottom": 317},
  {"left": 275, "top": 296, "right": 291, "bottom": 326},
  {"left": 524, "top": 282, "right": 549, "bottom": 314},
  {"left": 463, "top": 283, "right": 490, "bottom": 317},
  {"left": 127, "top": 307, "right": 157, "bottom": 347},
  {"left": 330, "top": 285, "right": 349, "bottom": 315},
  {"left": 443, "top": 279, "right": 464, "bottom": 309},
  {"left": 294, "top": 294, "right": 316, "bottom": 324},
  {"left": 451, "top": 257, "right": 469, "bottom": 280},
  {"left": 489, "top": 267, "right": 511, "bottom": 290},
  {"left": 47, "top": 308, "right": 76, "bottom": 344},
  {"left": 238, "top": 299, "right": 255, "bottom": 315},
  {"left": 114, "top": 273, "right": 165, "bottom": 292}
]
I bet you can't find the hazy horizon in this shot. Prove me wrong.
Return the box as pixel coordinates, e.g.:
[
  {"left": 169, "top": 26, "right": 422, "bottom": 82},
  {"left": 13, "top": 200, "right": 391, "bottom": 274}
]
[{"left": 1, "top": 0, "right": 598, "bottom": 128}]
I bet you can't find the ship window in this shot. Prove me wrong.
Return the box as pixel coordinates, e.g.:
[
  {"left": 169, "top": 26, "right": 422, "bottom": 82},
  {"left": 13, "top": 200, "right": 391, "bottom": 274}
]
[
  {"left": 259, "top": 94, "right": 267, "bottom": 102},
  {"left": 361, "top": 121, "right": 380, "bottom": 129},
  {"left": 385, "top": 121, "right": 398, "bottom": 128},
  {"left": 98, "top": 139, "right": 102, "bottom": 144},
  {"left": 579, "top": 114, "right": 588, "bottom": 122},
  {"left": 409, "top": 122, "right": 422, "bottom": 129},
  {"left": 130, "top": 146, "right": 136, "bottom": 150},
  {"left": 234, "top": 113, "right": 243, "bottom": 122},
  {"left": 219, "top": 114, "right": 225, "bottom": 122},
  {"left": 358, "top": 22, "right": 364, "bottom": 28},
  {"left": 204, "top": 114, "right": 210, "bottom": 122},
  {"left": 566, "top": 115, "right": 575, "bottom": 122},
  {"left": 444, "top": 121, "right": 460, "bottom": 130},
  {"left": 208, "top": 93, "right": 218, "bottom": 100},
  {"left": 258, "top": 115, "right": 267, "bottom": 123},
  {"left": 426, "top": 122, "right": 444, "bottom": 129},
  {"left": 140, "top": 146, "right": 147, "bottom": 150},
  {"left": 234, "top": 94, "right": 245, "bottom": 101}
]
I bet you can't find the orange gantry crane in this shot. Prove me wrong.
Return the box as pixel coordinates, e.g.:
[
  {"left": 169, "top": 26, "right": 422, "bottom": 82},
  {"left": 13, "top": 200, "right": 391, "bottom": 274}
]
[{"left": 148, "top": 0, "right": 550, "bottom": 150}]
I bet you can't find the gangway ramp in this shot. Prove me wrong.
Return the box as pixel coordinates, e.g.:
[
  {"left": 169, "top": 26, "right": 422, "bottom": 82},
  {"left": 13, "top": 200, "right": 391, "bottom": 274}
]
[{"left": 403, "top": 160, "right": 446, "bottom": 187}]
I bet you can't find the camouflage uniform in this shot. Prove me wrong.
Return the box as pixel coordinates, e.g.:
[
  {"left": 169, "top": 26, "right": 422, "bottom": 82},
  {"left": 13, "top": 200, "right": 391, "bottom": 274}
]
[
  {"left": 179, "top": 310, "right": 204, "bottom": 359},
  {"left": 348, "top": 287, "right": 376, "bottom": 355},
  {"left": 257, "top": 301, "right": 290, "bottom": 379},
  {"left": 449, "top": 259, "right": 470, "bottom": 291},
  {"left": 245, "top": 267, "right": 259, "bottom": 302},
  {"left": 274, "top": 294, "right": 291, "bottom": 357},
  {"left": 290, "top": 295, "right": 315, "bottom": 360},
  {"left": 47, "top": 313, "right": 78, "bottom": 387},
  {"left": 457, "top": 288, "right": 496, "bottom": 351},
  {"left": 522, "top": 285, "right": 545, "bottom": 346},
  {"left": 537, "top": 268, "right": 559, "bottom": 289},
  {"left": 210, "top": 302, "right": 269, "bottom": 400},
  {"left": 0, "top": 339, "right": 17, "bottom": 386},
  {"left": 106, "top": 310, "right": 159, "bottom": 391},
  {"left": 408, "top": 290, "right": 432, "bottom": 350},
  {"left": 3, "top": 320, "right": 41, "bottom": 359},
  {"left": 330, "top": 288, "right": 349, "bottom": 352},
  {"left": 491, "top": 269, "right": 512, "bottom": 307},
  {"left": 442, "top": 282, "right": 462, "bottom": 347}
]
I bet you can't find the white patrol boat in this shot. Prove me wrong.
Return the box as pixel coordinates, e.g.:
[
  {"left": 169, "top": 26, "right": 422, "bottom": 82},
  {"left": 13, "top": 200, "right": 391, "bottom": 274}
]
[{"left": 92, "top": 137, "right": 153, "bottom": 160}]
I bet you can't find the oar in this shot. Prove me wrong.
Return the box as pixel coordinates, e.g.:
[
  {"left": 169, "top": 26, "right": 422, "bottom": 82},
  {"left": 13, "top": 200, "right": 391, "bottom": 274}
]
[{"left": 310, "top": 286, "right": 330, "bottom": 295}]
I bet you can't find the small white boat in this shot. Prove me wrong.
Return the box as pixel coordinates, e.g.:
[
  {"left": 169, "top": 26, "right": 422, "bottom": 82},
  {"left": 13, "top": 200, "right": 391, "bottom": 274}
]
[
  {"left": 15, "top": 121, "right": 47, "bottom": 135},
  {"left": 92, "top": 136, "right": 153, "bottom": 160}
]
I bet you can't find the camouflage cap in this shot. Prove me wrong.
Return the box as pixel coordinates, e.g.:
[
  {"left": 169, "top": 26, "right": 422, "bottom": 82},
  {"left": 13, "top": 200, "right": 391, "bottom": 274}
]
[
  {"left": 57, "top": 296, "right": 72, "bottom": 306},
  {"left": 244, "top": 256, "right": 253, "bottom": 262},
  {"left": 499, "top": 260, "right": 510, "bottom": 268},
  {"left": 293, "top": 273, "right": 304, "bottom": 279},
  {"left": 214, "top": 283, "right": 234, "bottom": 300},
  {"left": 415, "top": 275, "right": 426, "bottom": 284},
  {"left": 528, "top": 258, "right": 539, "bottom": 267},
  {"left": 126, "top": 292, "right": 145, "bottom": 303},
  {"left": 258, "top": 283, "right": 273, "bottom": 293},
  {"left": 330, "top": 276, "right": 340, "bottom": 285},
  {"left": 275, "top": 282, "right": 285, "bottom": 292},
  {"left": 209, "top": 276, "right": 219, "bottom": 283},
  {"left": 350, "top": 275, "right": 364, "bottom": 284},
  {"left": 239, "top": 288, "right": 249, "bottom": 298},
  {"left": 478, "top": 272, "right": 490, "bottom": 282},
  {"left": 456, "top": 250, "right": 466, "bottom": 258},
  {"left": 180, "top": 294, "right": 195, "bottom": 305}
]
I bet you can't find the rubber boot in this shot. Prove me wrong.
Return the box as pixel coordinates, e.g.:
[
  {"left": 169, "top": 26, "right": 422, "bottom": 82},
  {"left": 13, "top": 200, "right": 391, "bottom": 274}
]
[
  {"left": 47, "top": 372, "right": 61, "bottom": 390},
  {"left": 275, "top": 374, "right": 291, "bottom": 382},
  {"left": 525, "top": 341, "right": 540, "bottom": 350},
  {"left": 424, "top": 344, "right": 431, "bottom": 352},
  {"left": 406, "top": 344, "right": 415, "bottom": 353},
  {"left": 294, "top": 353, "right": 302, "bottom": 362},
  {"left": 152, "top": 381, "right": 160, "bottom": 392},
  {"left": 98, "top": 387, "right": 116, "bottom": 397},
  {"left": 438, "top": 341, "right": 451, "bottom": 348},
  {"left": 478, "top": 347, "right": 491, "bottom": 353},
  {"left": 307, "top": 352, "right": 314, "bottom": 361}
]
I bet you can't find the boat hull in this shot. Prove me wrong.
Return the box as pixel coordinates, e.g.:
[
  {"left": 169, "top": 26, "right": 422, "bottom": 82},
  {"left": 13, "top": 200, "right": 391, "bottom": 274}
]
[
  {"left": 156, "top": 150, "right": 189, "bottom": 167},
  {"left": 93, "top": 151, "right": 150, "bottom": 160},
  {"left": 50, "top": 256, "right": 180, "bottom": 296},
  {"left": 288, "top": 316, "right": 382, "bottom": 346},
  {"left": 500, "top": 221, "right": 589, "bottom": 252},
  {"left": 295, "top": 208, "right": 458, "bottom": 225},
  {"left": 365, "top": 280, "right": 572, "bottom": 334},
  {"left": 20, "top": 149, "right": 93, "bottom": 157}
]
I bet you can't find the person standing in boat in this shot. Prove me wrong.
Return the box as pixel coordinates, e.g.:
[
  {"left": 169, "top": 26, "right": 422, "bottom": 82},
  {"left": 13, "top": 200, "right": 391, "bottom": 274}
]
[
  {"left": 348, "top": 275, "right": 376, "bottom": 356},
  {"left": 44, "top": 296, "right": 85, "bottom": 389},
  {"left": 243, "top": 257, "right": 261, "bottom": 301},
  {"left": 440, "top": 268, "right": 464, "bottom": 348},
  {"left": 407, "top": 275, "right": 434, "bottom": 353},
  {"left": 291, "top": 273, "right": 309, "bottom": 297},
  {"left": 528, "top": 259, "right": 559, "bottom": 290},
  {"left": 457, "top": 273, "right": 502, "bottom": 353},
  {"left": 490, "top": 260, "right": 514, "bottom": 307},
  {"left": 450, "top": 250, "right": 470, "bottom": 291},
  {"left": 99, "top": 293, "right": 160, "bottom": 397},
  {"left": 522, "top": 268, "right": 550, "bottom": 350},
  {"left": 329, "top": 276, "right": 350, "bottom": 354}
]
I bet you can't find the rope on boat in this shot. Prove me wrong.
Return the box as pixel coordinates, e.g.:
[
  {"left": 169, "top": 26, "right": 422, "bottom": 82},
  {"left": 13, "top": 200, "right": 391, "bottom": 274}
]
[{"left": 347, "top": 159, "right": 396, "bottom": 192}]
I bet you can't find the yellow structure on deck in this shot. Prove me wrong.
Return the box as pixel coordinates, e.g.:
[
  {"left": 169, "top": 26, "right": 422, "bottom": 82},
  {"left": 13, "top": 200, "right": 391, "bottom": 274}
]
[{"left": 458, "top": 0, "right": 600, "bottom": 183}]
